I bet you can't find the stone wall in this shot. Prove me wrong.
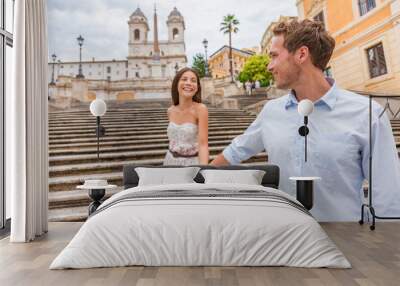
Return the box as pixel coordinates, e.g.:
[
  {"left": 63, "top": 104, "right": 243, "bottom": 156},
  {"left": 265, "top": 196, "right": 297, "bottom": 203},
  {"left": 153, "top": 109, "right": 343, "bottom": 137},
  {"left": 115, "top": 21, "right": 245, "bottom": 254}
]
[
  {"left": 201, "top": 77, "right": 244, "bottom": 107},
  {"left": 49, "top": 76, "right": 173, "bottom": 109}
]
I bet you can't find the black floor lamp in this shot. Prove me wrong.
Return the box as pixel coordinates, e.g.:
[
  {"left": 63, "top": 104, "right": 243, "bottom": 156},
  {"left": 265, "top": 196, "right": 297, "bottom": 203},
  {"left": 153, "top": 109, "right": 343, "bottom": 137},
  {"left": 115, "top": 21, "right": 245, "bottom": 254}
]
[
  {"left": 359, "top": 94, "right": 400, "bottom": 230},
  {"left": 290, "top": 99, "right": 320, "bottom": 210},
  {"left": 89, "top": 99, "right": 107, "bottom": 160}
]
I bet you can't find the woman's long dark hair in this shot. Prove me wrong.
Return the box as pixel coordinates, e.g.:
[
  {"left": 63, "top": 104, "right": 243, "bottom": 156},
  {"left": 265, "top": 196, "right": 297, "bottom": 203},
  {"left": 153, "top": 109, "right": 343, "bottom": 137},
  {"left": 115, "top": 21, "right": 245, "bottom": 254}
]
[{"left": 171, "top": 67, "right": 202, "bottom": 106}]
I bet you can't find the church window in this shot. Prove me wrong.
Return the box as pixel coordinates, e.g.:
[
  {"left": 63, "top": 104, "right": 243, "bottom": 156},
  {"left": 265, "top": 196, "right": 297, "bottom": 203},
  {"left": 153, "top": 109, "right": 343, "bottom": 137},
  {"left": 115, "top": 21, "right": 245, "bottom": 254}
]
[
  {"left": 135, "top": 72, "right": 140, "bottom": 78},
  {"left": 173, "top": 28, "right": 179, "bottom": 39},
  {"left": 126, "top": 71, "right": 128, "bottom": 78},
  {"left": 313, "top": 11, "right": 325, "bottom": 28},
  {"left": 359, "top": 0, "right": 376, "bottom": 16},
  {"left": 366, "top": 42, "right": 387, "bottom": 78},
  {"left": 107, "top": 66, "right": 111, "bottom": 73},
  {"left": 107, "top": 76, "right": 111, "bottom": 81},
  {"left": 134, "top": 29, "right": 140, "bottom": 40}
]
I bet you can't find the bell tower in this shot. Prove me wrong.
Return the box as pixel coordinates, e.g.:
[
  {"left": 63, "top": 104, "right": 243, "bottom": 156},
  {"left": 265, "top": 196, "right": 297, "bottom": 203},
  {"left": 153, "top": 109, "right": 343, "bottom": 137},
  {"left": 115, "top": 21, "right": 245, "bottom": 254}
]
[
  {"left": 128, "top": 7, "right": 149, "bottom": 44},
  {"left": 167, "top": 7, "right": 185, "bottom": 42}
]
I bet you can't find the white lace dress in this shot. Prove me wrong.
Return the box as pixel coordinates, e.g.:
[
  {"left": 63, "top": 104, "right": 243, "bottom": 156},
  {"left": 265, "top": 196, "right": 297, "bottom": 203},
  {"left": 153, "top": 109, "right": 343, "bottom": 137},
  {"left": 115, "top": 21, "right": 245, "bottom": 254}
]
[{"left": 163, "top": 122, "right": 199, "bottom": 166}]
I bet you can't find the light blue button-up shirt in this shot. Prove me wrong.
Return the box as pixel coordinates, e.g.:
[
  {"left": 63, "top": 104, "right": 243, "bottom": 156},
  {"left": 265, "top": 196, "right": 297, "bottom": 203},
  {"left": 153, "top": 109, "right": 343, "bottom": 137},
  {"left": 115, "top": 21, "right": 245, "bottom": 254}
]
[{"left": 223, "top": 79, "right": 400, "bottom": 221}]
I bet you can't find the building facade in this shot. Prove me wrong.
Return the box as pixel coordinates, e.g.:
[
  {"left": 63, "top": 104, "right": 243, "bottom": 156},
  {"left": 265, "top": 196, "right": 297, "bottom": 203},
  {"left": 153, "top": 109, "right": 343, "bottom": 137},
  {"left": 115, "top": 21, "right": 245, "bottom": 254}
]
[
  {"left": 260, "top": 16, "right": 298, "bottom": 55},
  {"left": 208, "top": 46, "right": 255, "bottom": 79},
  {"left": 297, "top": 0, "right": 400, "bottom": 93},
  {"left": 48, "top": 7, "right": 187, "bottom": 83}
]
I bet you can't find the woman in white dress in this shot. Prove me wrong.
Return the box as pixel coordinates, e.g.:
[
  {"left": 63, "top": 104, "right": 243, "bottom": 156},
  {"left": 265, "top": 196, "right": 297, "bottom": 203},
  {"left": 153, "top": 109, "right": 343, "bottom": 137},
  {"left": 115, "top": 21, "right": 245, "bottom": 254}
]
[{"left": 163, "top": 67, "right": 209, "bottom": 166}]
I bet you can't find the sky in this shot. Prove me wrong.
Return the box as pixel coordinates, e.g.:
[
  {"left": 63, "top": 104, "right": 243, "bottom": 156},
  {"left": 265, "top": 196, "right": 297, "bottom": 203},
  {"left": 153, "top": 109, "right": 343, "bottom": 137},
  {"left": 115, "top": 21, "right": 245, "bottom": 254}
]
[{"left": 47, "top": 0, "right": 298, "bottom": 65}]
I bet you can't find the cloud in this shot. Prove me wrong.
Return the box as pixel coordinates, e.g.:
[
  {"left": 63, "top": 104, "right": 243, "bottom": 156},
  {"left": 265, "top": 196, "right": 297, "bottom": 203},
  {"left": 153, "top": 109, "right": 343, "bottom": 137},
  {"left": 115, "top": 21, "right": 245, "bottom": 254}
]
[{"left": 48, "top": 0, "right": 298, "bottom": 64}]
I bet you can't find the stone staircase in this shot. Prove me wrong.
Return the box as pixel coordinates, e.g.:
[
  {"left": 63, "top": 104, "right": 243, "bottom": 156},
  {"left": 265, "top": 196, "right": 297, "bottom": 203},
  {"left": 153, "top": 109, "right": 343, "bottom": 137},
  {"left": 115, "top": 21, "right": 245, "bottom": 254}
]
[
  {"left": 48, "top": 99, "right": 267, "bottom": 221},
  {"left": 48, "top": 97, "right": 400, "bottom": 222}
]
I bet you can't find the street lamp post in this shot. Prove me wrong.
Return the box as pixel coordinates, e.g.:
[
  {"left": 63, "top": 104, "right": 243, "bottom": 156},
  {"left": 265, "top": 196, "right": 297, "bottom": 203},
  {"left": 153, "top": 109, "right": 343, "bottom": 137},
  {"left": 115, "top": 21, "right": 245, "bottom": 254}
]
[
  {"left": 50, "top": 53, "right": 57, "bottom": 85},
  {"left": 76, "top": 35, "right": 85, "bottom": 79},
  {"left": 89, "top": 99, "right": 107, "bottom": 160},
  {"left": 202, "top": 38, "right": 210, "bottom": 77},
  {"left": 57, "top": 59, "right": 61, "bottom": 76}
]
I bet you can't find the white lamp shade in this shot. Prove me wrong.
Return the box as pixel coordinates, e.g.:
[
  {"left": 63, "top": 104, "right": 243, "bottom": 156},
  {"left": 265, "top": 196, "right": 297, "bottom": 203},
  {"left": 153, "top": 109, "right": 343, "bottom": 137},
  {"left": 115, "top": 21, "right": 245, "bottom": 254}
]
[
  {"left": 298, "top": 99, "right": 314, "bottom": 116},
  {"left": 90, "top": 99, "right": 107, "bottom": 117}
]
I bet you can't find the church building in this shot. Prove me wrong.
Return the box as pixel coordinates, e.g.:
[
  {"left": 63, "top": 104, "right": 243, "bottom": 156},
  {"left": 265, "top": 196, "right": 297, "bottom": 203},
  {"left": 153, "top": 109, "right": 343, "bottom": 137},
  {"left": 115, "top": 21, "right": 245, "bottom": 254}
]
[{"left": 48, "top": 6, "right": 187, "bottom": 82}]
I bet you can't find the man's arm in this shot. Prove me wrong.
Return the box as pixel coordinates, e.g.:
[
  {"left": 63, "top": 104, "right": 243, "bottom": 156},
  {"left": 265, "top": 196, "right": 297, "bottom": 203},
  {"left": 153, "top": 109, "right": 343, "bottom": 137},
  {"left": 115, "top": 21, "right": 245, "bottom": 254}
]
[
  {"left": 362, "top": 109, "right": 400, "bottom": 217},
  {"left": 210, "top": 153, "right": 230, "bottom": 166},
  {"left": 210, "top": 105, "right": 267, "bottom": 166}
]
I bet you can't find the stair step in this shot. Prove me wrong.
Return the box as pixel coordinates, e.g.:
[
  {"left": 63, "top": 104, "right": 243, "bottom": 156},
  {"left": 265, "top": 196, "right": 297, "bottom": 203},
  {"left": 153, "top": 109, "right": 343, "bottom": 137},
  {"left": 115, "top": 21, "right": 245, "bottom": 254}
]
[
  {"left": 49, "top": 187, "right": 123, "bottom": 209},
  {"left": 49, "top": 146, "right": 256, "bottom": 177},
  {"left": 48, "top": 145, "right": 248, "bottom": 166},
  {"left": 49, "top": 130, "right": 245, "bottom": 145},
  {"left": 49, "top": 127, "right": 249, "bottom": 138},
  {"left": 49, "top": 135, "right": 237, "bottom": 150},
  {"left": 48, "top": 153, "right": 268, "bottom": 191},
  {"left": 48, "top": 120, "right": 255, "bottom": 131},
  {"left": 48, "top": 206, "right": 88, "bottom": 222},
  {"left": 49, "top": 139, "right": 234, "bottom": 156},
  {"left": 48, "top": 123, "right": 253, "bottom": 136}
]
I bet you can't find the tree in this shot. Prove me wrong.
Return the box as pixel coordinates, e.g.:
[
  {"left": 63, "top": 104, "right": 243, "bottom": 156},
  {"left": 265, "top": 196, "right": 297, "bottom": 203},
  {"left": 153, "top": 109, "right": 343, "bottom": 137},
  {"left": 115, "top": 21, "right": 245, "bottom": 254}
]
[
  {"left": 220, "top": 14, "right": 239, "bottom": 83},
  {"left": 238, "top": 55, "right": 272, "bottom": 87},
  {"left": 191, "top": 53, "right": 206, "bottom": 78}
]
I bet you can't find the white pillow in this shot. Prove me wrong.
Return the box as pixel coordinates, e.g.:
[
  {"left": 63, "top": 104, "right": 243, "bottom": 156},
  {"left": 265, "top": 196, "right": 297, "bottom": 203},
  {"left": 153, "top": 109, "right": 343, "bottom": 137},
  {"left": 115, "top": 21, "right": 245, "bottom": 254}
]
[
  {"left": 200, "top": 169, "right": 266, "bottom": 185},
  {"left": 135, "top": 167, "right": 200, "bottom": 186}
]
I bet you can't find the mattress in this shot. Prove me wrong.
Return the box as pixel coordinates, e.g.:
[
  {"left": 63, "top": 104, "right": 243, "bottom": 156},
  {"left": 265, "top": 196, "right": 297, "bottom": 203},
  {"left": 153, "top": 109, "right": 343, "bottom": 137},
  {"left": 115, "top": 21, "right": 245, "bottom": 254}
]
[{"left": 50, "top": 183, "right": 351, "bottom": 269}]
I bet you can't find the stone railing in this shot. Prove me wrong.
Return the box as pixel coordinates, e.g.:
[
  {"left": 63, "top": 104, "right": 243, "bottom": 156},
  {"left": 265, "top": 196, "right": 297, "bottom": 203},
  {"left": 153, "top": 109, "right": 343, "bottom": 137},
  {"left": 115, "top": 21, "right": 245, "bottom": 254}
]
[
  {"left": 48, "top": 75, "right": 174, "bottom": 109},
  {"left": 352, "top": 90, "right": 400, "bottom": 120},
  {"left": 243, "top": 99, "right": 269, "bottom": 115}
]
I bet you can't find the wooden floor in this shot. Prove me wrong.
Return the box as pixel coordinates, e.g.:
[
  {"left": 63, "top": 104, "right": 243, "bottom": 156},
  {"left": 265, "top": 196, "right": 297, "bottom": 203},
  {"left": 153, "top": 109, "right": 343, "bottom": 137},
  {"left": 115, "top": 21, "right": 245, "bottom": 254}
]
[{"left": 0, "top": 222, "right": 399, "bottom": 286}]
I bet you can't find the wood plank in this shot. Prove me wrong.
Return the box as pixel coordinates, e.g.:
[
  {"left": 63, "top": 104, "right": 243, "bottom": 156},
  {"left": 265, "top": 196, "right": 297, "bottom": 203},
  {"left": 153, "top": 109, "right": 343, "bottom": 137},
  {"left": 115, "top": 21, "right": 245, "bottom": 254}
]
[{"left": 0, "top": 222, "right": 400, "bottom": 286}]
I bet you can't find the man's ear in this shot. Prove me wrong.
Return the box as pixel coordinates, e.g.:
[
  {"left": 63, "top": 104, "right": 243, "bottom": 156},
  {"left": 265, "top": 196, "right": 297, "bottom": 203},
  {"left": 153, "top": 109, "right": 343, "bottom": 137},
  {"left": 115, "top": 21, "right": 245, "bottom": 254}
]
[{"left": 294, "top": 46, "right": 309, "bottom": 64}]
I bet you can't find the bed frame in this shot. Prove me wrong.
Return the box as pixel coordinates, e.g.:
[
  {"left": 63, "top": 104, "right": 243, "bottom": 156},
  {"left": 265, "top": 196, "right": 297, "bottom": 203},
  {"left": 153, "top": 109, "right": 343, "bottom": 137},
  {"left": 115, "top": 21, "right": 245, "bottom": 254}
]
[{"left": 122, "top": 164, "right": 280, "bottom": 189}]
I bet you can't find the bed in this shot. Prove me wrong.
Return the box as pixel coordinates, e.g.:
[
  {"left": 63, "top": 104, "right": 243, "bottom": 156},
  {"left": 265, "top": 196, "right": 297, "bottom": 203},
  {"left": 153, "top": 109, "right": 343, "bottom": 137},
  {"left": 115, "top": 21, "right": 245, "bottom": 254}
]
[{"left": 50, "top": 164, "right": 350, "bottom": 269}]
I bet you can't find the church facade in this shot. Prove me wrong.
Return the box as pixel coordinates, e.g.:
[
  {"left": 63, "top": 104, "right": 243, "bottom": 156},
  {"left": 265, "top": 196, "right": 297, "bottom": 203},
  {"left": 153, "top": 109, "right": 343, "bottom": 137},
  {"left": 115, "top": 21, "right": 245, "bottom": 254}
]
[
  {"left": 127, "top": 7, "right": 187, "bottom": 79},
  {"left": 48, "top": 7, "right": 187, "bottom": 84}
]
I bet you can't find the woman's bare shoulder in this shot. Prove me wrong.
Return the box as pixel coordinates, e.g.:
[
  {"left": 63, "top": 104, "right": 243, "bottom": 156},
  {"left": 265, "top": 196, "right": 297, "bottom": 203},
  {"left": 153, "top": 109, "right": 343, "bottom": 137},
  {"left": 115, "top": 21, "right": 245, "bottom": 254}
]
[
  {"left": 194, "top": 102, "right": 208, "bottom": 113},
  {"left": 167, "top": 105, "right": 176, "bottom": 114}
]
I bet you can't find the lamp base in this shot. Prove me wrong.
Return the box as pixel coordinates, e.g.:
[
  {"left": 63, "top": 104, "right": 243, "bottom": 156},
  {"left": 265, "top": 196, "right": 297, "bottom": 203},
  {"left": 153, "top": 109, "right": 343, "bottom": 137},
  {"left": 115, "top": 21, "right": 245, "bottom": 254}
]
[
  {"left": 296, "top": 180, "right": 314, "bottom": 210},
  {"left": 88, "top": 188, "right": 105, "bottom": 215},
  {"left": 289, "top": 177, "right": 320, "bottom": 210}
]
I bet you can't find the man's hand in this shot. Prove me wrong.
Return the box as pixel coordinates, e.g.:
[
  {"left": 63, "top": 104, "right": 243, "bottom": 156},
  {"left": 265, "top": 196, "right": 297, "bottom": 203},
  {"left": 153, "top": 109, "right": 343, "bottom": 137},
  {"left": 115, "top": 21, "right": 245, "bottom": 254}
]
[{"left": 210, "top": 153, "right": 230, "bottom": 166}]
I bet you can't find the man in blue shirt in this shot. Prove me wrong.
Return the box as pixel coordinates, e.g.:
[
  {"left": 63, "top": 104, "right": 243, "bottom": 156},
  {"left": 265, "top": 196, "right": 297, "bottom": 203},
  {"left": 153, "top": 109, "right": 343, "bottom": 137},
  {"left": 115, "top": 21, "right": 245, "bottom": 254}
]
[{"left": 211, "top": 19, "right": 400, "bottom": 221}]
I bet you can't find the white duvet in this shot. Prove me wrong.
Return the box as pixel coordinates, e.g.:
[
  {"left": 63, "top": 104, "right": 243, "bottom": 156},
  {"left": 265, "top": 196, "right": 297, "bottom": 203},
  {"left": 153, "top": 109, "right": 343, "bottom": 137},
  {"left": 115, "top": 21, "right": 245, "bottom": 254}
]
[{"left": 50, "top": 183, "right": 351, "bottom": 269}]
